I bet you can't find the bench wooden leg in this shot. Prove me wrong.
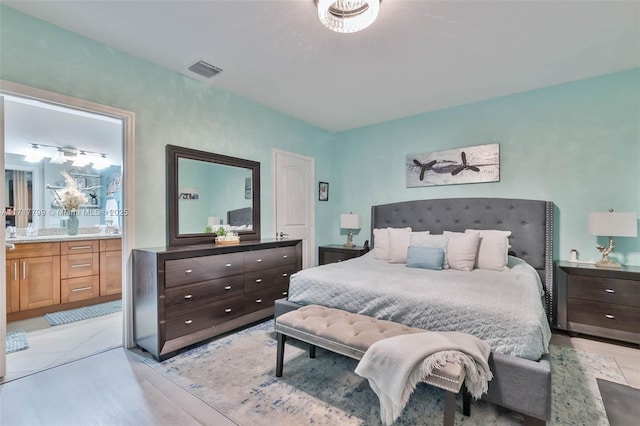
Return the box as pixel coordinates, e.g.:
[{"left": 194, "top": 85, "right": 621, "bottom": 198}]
[
  {"left": 443, "top": 391, "right": 456, "bottom": 426},
  {"left": 463, "top": 386, "right": 471, "bottom": 417},
  {"left": 309, "top": 344, "right": 316, "bottom": 359},
  {"left": 276, "top": 332, "right": 285, "bottom": 377}
]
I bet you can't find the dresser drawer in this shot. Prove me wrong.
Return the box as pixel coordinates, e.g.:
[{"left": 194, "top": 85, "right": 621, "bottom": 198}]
[
  {"left": 165, "top": 296, "right": 245, "bottom": 340},
  {"left": 244, "top": 246, "right": 296, "bottom": 271},
  {"left": 165, "top": 252, "right": 244, "bottom": 287},
  {"left": 244, "top": 265, "right": 296, "bottom": 293},
  {"left": 568, "top": 299, "right": 640, "bottom": 333},
  {"left": 568, "top": 275, "right": 640, "bottom": 307},
  {"left": 245, "top": 284, "right": 290, "bottom": 310},
  {"left": 62, "top": 253, "right": 99, "bottom": 278},
  {"left": 165, "top": 275, "right": 244, "bottom": 316},
  {"left": 61, "top": 275, "right": 100, "bottom": 303},
  {"left": 60, "top": 240, "right": 98, "bottom": 255},
  {"left": 323, "top": 251, "right": 358, "bottom": 264}
]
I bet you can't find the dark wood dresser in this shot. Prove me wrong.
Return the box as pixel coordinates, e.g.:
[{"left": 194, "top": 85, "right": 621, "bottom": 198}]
[
  {"left": 318, "top": 244, "right": 368, "bottom": 265},
  {"left": 555, "top": 261, "right": 640, "bottom": 344},
  {"left": 133, "top": 239, "right": 302, "bottom": 360}
]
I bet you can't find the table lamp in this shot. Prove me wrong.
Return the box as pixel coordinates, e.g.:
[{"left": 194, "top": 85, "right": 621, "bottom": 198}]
[
  {"left": 340, "top": 213, "right": 361, "bottom": 248},
  {"left": 588, "top": 209, "right": 637, "bottom": 268}
]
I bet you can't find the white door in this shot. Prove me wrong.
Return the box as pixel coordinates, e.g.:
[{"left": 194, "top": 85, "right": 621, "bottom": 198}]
[
  {"left": 274, "top": 149, "right": 315, "bottom": 269},
  {"left": 1, "top": 95, "right": 6, "bottom": 377}
]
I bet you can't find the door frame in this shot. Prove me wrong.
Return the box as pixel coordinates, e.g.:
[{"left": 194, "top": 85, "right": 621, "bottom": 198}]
[
  {"left": 273, "top": 149, "right": 315, "bottom": 269},
  {"left": 0, "top": 80, "right": 136, "bottom": 378}
]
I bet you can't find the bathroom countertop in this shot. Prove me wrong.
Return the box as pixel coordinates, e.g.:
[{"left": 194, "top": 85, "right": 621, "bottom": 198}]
[{"left": 6, "top": 233, "right": 122, "bottom": 244}]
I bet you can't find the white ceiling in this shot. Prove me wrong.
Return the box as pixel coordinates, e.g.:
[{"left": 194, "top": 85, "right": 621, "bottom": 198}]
[{"left": 3, "top": 0, "right": 640, "bottom": 135}]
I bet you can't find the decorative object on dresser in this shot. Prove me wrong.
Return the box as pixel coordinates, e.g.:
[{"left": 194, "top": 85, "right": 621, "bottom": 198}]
[
  {"left": 132, "top": 239, "right": 302, "bottom": 360},
  {"left": 406, "top": 143, "right": 499, "bottom": 188},
  {"left": 340, "top": 213, "right": 361, "bottom": 248},
  {"left": 555, "top": 261, "right": 640, "bottom": 344},
  {"left": 588, "top": 209, "right": 638, "bottom": 268},
  {"left": 319, "top": 244, "right": 368, "bottom": 265}
]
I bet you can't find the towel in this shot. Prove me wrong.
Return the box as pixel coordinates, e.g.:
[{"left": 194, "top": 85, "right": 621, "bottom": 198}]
[{"left": 354, "top": 331, "right": 492, "bottom": 425}]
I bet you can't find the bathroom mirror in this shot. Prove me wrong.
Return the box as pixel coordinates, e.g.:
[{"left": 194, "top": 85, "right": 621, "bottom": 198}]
[{"left": 167, "top": 144, "right": 260, "bottom": 246}]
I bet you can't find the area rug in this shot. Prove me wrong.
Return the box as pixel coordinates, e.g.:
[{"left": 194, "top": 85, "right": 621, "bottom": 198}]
[
  {"left": 6, "top": 330, "right": 29, "bottom": 354},
  {"left": 145, "top": 321, "right": 627, "bottom": 425},
  {"left": 43, "top": 300, "right": 122, "bottom": 326}
]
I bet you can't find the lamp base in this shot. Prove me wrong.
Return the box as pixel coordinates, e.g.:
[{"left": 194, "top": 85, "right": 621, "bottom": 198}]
[
  {"left": 343, "top": 242, "right": 355, "bottom": 248},
  {"left": 344, "top": 230, "right": 354, "bottom": 248},
  {"left": 595, "top": 257, "right": 622, "bottom": 268}
]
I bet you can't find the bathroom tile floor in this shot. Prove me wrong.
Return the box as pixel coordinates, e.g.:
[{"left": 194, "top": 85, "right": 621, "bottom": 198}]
[{"left": 3, "top": 312, "right": 121, "bottom": 383}]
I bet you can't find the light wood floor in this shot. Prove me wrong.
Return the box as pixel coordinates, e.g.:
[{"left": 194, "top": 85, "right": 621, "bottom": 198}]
[{"left": 1, "top": 332, "right": 637, "bottom": 425}]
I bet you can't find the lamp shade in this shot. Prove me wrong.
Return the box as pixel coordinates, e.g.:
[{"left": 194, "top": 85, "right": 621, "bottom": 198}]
[
  {"left": 588, "top": 212, "right": 638, "bottom": 237},
  {"left": 340, "top": 213, "right": 361, "bottom": 230}
]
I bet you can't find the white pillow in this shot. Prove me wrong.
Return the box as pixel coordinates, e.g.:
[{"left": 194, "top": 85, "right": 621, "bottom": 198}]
[
  {"left": 373, "top": 228, "right": 390, "bottom": 261},
  {"left": 443, "top": 231, "right": 480, "bottom": 271},
  {"left": 410, "top": 233, "right": 449, "bottom": 269},
  {"left": 465, "top": 229, "right": 512, "bottom": 271},
  {"left": 388, "top": 227, "right": 413, "bottom": 264}
]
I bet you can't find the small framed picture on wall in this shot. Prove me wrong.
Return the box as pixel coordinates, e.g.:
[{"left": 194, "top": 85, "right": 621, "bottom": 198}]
[{"left": 319, "top": 182, "right": 329, "bottom": 201}]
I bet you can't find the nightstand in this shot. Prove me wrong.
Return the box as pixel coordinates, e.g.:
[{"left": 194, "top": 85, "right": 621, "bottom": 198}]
[
  {"left": 555, "top": 261, "right": 640, "bottom": 345},
  {"left": 318, "top": 244, "right": 368, "bottom": 266}
]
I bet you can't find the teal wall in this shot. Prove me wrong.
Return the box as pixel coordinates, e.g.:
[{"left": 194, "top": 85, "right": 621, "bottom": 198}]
[
  {"left": 333, "top": 69, "right": 640, "bottom": 265},
  {"left": 0, "top": 6, "right": 336, "bottom": 250},
  {"left": 1, "top": 6, "right": 638, "bottom": 265}
]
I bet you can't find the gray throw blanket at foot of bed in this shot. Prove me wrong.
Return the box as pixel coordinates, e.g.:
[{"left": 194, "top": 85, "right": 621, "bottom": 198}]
[{"left": 354, "top": 331, "right": 493, "bottom": 426}]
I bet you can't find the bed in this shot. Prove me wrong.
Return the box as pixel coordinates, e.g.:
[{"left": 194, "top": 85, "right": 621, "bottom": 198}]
[{"left": 275, "top": 198, "right": 554, "bottom": 425}]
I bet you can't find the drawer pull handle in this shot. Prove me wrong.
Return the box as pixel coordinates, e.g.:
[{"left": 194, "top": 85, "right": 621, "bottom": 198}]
[
  {"left": 185, "top": 319, "right": 193, "bottom": 325},
  {"left": 255, "top": 299, "right": 263, "bottom": 303},
  {"left": 282, "top": 291, "right": 288, "bottom": 296},
  {"left": 256, "top": 259, "right": 262, "bottom": 263},
  {"left": 184, "top": 294, "right": 193, "bottom": 300},
  {"left": 71, "top": 286, "right": 93, "bottom": 292},
  {"left": 605, "top": 289, "right": 615, "bottom": 294},
  {"left": 224, "top": 308, "right": 232, "bottom": 313},
  {"left": 605, "top": 314, "right": 615, "bottom": 319},
  {"left": 337, "top": 259, "right": 342, "bottom": 262},
  {"left": 70, "top": 263, "right": 92, "bottom": 268},
  {"left": 184, "top": 269, "right": 192, "bottom": 274},
  {"left": 255, "top": 278, "right": 263, "bottom": 283},
  {"left": 225, "top": 263, "right": 232, "bottom": 267},
  {"left": 283, "top": 255, "right": 288, "bottom": 259},
  {"left": 70, "top": 245, "right": 92, "bottom": 250},
  {"left": 282, "top": 273, "right": 288, "bottom": 277},
  {"left": 14, "top": 262, "right": 18, "bottom": 281},
  {"left": 224, "top": 286, "right": 232, "bottom": 290}
]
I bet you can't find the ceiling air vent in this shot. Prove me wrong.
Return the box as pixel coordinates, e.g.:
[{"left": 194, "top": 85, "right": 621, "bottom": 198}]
[{"left": 188, "top": 60, "right": 223, "bottom": 78}]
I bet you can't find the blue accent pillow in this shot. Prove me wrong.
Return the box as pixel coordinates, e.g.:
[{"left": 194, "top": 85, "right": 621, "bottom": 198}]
[{"left": 406, "top": 246, "right": 444, "bottom": 270}]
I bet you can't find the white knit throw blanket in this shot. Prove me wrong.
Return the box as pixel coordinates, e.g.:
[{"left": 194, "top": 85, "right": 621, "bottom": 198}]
[{"left": 354, "top": 331, "right": 493, "bottom": 426}]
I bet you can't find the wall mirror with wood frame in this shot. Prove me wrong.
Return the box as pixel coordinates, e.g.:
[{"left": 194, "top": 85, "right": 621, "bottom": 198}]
[{"left": 167, "top": 144, "right": 260, "bottom": 246}]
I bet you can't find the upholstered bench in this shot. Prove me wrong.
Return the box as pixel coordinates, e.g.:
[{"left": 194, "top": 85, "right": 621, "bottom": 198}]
[{"left": 275, "top": 304, "right": 471, "bottom": 426}]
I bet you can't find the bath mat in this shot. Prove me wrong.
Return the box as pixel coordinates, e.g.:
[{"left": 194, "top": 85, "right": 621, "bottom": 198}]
[
  {"left": 44, "top": 300, "right": 121, "bottom": 326},
  {"left": 6, "top": 330, "right": 29, "bottom": 353}
]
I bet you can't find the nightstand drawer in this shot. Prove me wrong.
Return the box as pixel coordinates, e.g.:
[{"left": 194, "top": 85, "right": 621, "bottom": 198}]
[
  {"left": 568, "top": 299, "right": 640, "bottom": 333},
  {"left": 319, "top": 245, "right": 368, "bottom": 265},
  {"left": 568, "top": 275, "right": 640, "bottom": 307},
  {"left": 323, "top": 251, "right": 357, "bottom": 264}
]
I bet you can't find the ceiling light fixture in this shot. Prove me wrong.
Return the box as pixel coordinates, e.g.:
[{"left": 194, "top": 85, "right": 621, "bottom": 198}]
[
  {"left": 24, "top": 144, "right": 44, "bottom": 162},
  {"left": 49, "top": 147, "right": 67, "bottom": 164},
  {"left": 92, "top": 153, "right": 110, "bottom": 170},
  {"left": 72, "top": 151, "right": 90, "bottom": 167},
  {"left": 316, "top": 0, "right": 381, "bottom": 33}
]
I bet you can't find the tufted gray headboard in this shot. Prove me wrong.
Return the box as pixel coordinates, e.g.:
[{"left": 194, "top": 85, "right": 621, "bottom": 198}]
[{"left": 371, "top": 198, "right": 554, "bottom": 322}]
